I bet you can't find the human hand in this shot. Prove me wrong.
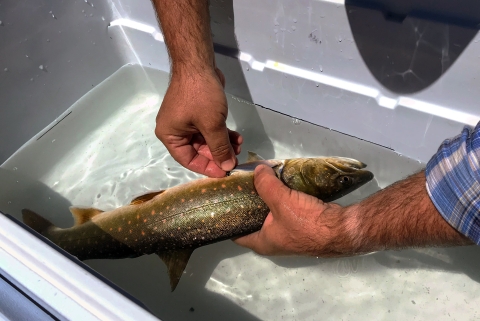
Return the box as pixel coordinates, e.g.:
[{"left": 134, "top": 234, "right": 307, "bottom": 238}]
[
  {"left": 155, "top": 67, "right": 243, "bottom": 178},
  {"left": 234, "top": 165, "right": 353, "bottom": 257}
]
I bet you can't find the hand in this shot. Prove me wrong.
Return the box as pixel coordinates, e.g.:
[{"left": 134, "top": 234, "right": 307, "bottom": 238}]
[
  {"left": 155, "top": 67, "right": 243, "bottom": 178},
  {"left": 234, "top": 165, "right": 351, "bottom": 257}
]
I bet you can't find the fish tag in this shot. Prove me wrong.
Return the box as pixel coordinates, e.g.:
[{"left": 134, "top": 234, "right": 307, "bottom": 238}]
[
  {"left": 157, "top": 249, "right": 194, "bottom": 291},
  {"left": 130, "top": 190, "right": 165, "bottom": 205},
  {"left": 69, "top": 207, "right": 104, "bottom": 226}
]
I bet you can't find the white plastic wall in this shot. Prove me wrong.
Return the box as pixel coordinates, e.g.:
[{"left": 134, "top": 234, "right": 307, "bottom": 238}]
[{"left": 2, "top": 0, "right": 480, "bottom": 320}]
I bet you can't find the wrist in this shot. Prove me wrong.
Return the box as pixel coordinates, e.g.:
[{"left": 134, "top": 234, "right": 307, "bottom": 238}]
[
  {"left": 170, "top": 52, "right": 216, "bottom": 77},
  {"left": 340, "top": 203, "right": 384, "bottom": 255},
  {"left": 171, "top": 62, "right": 217, "bottom": 80},
  {"left": 310, "top": 204, "right": 363, "bottom": 257},
  {"left": 170, "top": 65, "right": 225, "bottom": 94},
  {"left": 342, "top": 204, "right": 366, "bottom": 254}
]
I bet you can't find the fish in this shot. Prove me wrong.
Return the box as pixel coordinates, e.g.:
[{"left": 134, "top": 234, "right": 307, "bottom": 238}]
[{"left": 21, "top": 152, "right": 374, "bottom": 291}]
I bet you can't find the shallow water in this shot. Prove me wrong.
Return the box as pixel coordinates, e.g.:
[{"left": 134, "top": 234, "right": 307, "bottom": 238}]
[{"left": 2, "top": 64, "right": 480, "bottom": 321}]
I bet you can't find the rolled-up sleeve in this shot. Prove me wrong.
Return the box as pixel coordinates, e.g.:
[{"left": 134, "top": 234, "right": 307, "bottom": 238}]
[{"left": 426, "top": 122, "right": 480, "bottom": 245}]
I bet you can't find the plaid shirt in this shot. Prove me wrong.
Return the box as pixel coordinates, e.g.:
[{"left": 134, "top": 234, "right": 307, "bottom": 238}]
[{"left": 426, "top": 121, "right": 480, "bottom": 245}]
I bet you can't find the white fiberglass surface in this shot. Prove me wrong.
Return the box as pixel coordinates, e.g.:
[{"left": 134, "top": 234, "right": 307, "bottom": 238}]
[{"left": 1, "top": 64, "right": 479, "bottom": 321}]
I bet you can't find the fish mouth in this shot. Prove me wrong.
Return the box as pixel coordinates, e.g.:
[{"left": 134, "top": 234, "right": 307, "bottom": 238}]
[
  {"left": 358, "top": 170, "right": 374, "bottom": 183},
  {"left": 323, "top": 157, "right": 374, "bottom": 187}
]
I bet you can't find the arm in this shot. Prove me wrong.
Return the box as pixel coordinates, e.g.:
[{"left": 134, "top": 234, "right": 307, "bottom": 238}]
[
  {"left": 345, "top": 170, "right": 473, "bottom": 255},
  {"left": 236, "top": 122, "right": 480, "bottom": 256},
  {"left": 234, "top": 166, "right": 472, "bottom": 257},
  {"left": 152, "top": 0, "right": 242, "bottom": 177},
  {"left": 153, "top": 0, "right": 214, "bottom": 73}
]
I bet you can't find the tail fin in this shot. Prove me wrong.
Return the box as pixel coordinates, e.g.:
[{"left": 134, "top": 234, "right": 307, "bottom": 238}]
[{"left": 22, "top": 209, "right": 56, "bottom": 235}]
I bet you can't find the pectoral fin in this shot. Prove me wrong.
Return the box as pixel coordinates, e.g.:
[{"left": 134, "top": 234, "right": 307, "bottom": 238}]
[
  {"left": 130, "top": 191, "right": 165, "bottom": 205},
  {"left": 69, "top": 207, "right": 104, "bottom": 226},
  {"left": 157, "top": 249, "right": 194, "bottom": 291},
  {"left": 228, "top": 151, "right": 284, "bottom": 175},
  {"left": 247, "top": 151, "right": 264, "bottom": 162}
]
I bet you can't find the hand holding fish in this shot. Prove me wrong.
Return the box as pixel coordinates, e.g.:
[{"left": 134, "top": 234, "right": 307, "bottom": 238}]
[
  {"left": 234, "top": 164, "right": 348, "bottom": 256},
  {"left": 155, "top": 67, "right": 243, "bottom": 178},
  {"left": 236, "top": 166, "right": 473, "bottom": 257}
]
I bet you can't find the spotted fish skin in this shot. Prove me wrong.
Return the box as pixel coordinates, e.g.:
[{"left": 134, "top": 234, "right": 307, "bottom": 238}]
[
  {"left": 37, "top": 220, "right": 138, "bottom": 260},
  {"left": 22, "top": 153, "right": 374, "bottom": 290},
  {"left": 23, "top": 172, "right": 265, "bottom": 261},
  {"left": 93, "top": 172, "right": 267, "bottom": 256}
]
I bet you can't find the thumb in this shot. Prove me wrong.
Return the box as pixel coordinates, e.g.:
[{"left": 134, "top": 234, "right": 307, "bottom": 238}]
[
  {"left": 202, "top": 123, "right": 236, "bottom": 172},
  {"left": 254, "top": 165, "right": 292, "bottom": 216}
]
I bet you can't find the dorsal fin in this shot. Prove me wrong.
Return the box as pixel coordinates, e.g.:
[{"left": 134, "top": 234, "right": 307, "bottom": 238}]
[
  {"left": 157, "top": 249, "right": 194, "bottom": 291},
  {"left": 69, "top": 207, "right": 104, "bottom": 226},
  {"left": 130, "top": 191, "right": 165, "bottom": 205},
  {"left": 247, "top": 151, "right": 264, "bottom": 162}
]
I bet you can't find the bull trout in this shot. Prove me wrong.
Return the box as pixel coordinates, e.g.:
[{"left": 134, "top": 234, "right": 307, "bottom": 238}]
[{"left": 22, "top": 152, "right": 373, "bottom": 291}]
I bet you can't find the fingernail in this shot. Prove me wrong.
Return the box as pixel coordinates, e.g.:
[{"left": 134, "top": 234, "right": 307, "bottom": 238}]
[{"left": 221, "top": 159, "right": 235, "bottom": 171}]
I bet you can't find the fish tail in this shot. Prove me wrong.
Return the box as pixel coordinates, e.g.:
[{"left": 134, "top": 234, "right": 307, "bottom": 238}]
[{"left": 22, "top": 209, "right": 56, "bottom": 235}]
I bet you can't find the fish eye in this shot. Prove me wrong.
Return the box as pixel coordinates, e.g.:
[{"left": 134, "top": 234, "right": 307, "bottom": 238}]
[{"left": 338, "top": 176, "right": 351, "bottom": 184}]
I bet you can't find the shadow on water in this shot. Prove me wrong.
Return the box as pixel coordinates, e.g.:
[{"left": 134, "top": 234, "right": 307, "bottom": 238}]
[
  {"left": 265, "top": 245, "right": 480, "bottom": 287},
  {"left": 0, "top": 168, "right": 73, "bottom": 227},
  {"left": 372, "top": 245, "right": 480, "bottom": 284},
  {"left": 345, "top": 0, "right": 480, "bottom": 94},
  {"left": 87, "top": 241, "right": 261, "bottom": 321},
  {"left": 209, "top": 0, "right": 275, "bottom": 161}
]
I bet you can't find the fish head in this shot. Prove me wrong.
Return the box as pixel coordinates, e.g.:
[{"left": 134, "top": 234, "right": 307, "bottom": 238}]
[{"left": 280, "top": 157, "right": 374, "bottom": 202}]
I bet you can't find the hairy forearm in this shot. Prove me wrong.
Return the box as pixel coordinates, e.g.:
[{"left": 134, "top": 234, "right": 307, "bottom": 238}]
[
  {"left": 343, "top": 171, "right": 473, "bottom": 254},
  {"left": 152, "top": 0, "right": 215, "bottom": 73}
]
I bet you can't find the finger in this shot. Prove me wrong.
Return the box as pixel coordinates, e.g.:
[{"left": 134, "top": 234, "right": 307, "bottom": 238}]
[
  {"left": 198, "top": 131, "right": 241, "bottom": 157},
  {"left": 229, "top": 132, "right": 242, "bottom": 155},
  {"left": 165, "top": 142, "right": 226, "bottom": 178},
  {"left": 228, "top": 129, "right": 243, "bottom": 146},
  {"left": 233, "top": 144, "right": 241, "bottom": 155},
  {"left": 201, "top": 159, "right": 230, "bottom": 177},
  {"left": 233, "top": 213, "right": 273, "bottom": 254},
  {"left": 191, "top": 134, "right": 206, "bottom": 149},
  {"left": 254, "top": 165, "right": 292, "bottom": 217},
  {"left": 233, "top": 231, "right": 263, "bottom": 252},
  {"left": 187, "top": 138, "right": 231, "bottom": 177},
  {"left": 192, "top": 131, "right": 242, "bottom": 157},
  {"left": 201, "top": 121, "right": 237, "bottom": 172}
]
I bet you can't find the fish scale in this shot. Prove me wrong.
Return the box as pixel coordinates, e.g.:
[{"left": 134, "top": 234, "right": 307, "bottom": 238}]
[
  {"left": 21, "top": 152, "right": 374, "bottom": 291},
  {"left": 90, "top": 172, "right": 267, "bottom": 254}
]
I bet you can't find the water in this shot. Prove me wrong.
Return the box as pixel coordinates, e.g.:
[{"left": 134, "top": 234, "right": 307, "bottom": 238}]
[{"left": 2, "top": 64, "right": 480, "bottom": 321}]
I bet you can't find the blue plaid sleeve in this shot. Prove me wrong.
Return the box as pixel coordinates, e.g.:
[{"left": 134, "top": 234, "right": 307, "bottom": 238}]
[{"left": 425, "top": 121, "right": 480, "bottom": 244}]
